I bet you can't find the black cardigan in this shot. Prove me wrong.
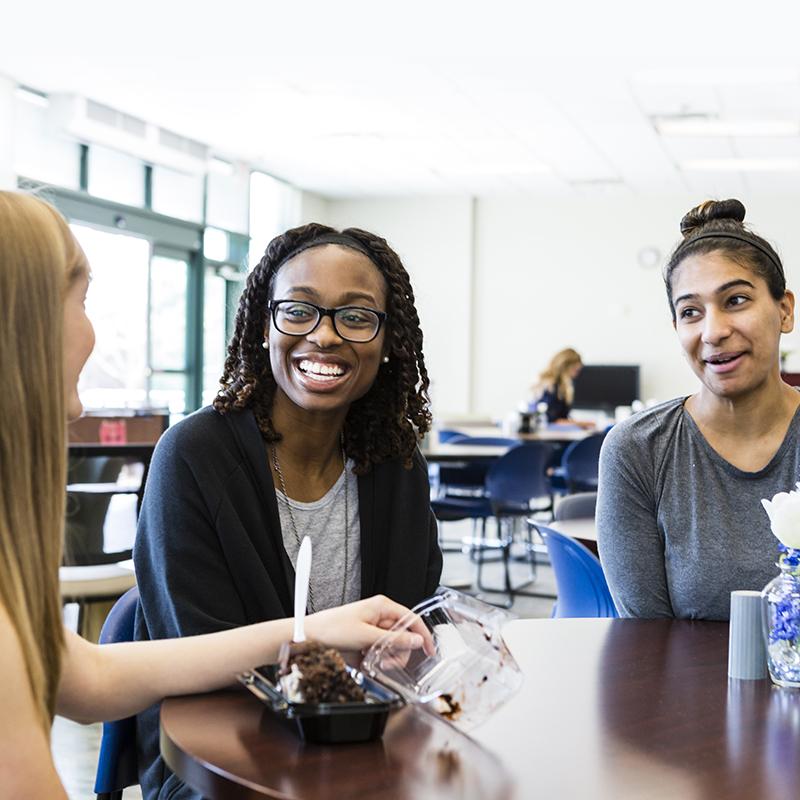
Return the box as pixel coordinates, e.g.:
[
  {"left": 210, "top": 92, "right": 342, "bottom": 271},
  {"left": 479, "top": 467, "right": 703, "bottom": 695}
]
[{"left": 133, "top": 406, "right": 442, "bottom": 799}]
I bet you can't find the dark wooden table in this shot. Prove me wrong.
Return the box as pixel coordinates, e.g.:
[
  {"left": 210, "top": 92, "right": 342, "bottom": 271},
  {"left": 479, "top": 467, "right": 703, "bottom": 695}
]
[
  {"left": 161, "top": 619, "right": 800, "bottom": 799},
  {"left": 161, "top": 696, "right": 513, "bottom": 799}
]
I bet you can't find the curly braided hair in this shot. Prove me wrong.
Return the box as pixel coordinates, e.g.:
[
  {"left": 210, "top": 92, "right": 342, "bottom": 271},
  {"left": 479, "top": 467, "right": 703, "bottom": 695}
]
[{"left": 213, "top": 223, "right": 432, "bottom": 474}]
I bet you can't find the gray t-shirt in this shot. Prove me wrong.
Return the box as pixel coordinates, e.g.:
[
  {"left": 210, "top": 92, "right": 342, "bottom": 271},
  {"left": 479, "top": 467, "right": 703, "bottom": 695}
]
[
  {"left": 277, "top": 460, "right": 361, "bottom": 612},
  {"left": 597, "top": 397, "right": 800, "bottom": 620}
]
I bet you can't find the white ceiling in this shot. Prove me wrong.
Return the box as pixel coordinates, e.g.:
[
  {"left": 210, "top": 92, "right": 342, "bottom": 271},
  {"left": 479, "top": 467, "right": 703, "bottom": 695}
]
[{"left": 4, "top": 1, "right": 800, "bottom": 198}]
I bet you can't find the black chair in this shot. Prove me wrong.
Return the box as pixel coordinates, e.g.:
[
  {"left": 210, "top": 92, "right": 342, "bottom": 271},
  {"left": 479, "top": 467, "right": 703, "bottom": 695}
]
[{"left": 62, "top": 456, "right": 139, "bottom": 641}]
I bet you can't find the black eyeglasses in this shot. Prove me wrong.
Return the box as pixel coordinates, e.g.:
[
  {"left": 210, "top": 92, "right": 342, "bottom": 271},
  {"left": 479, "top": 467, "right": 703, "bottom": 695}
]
[{"left": 268, "top": 300, "right": 387, "bottom": 343}]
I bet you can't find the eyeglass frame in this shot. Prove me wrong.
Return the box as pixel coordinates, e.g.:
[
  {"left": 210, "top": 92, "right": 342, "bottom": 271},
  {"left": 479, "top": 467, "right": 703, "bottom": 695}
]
[{"left": 267, "top": 299, "right": 388, "bottom": 343}]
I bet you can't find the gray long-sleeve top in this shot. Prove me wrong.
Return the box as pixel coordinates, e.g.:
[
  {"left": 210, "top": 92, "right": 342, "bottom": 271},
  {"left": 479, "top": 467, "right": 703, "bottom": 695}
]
[{"left": 597, "top": 397, "right": 800, "bottom": 620}]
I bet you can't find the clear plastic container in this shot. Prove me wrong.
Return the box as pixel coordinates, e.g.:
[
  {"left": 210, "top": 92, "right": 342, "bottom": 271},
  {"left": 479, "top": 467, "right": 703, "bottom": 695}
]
[{"left": 361, "top": 589, "right": 523, "bottom": 731}]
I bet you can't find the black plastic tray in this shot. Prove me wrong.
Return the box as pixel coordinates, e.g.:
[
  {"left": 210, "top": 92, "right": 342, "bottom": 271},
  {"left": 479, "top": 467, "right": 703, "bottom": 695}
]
[{"left": 238, "top": 664, "right": 404, "bottom": 744}]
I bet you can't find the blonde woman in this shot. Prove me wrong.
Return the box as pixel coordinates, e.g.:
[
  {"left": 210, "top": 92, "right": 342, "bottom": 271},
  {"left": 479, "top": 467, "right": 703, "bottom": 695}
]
[
  {"left": 0, "top": 192, "right": 427, "bottom": 797},
  {"left": 533, "top": 348, "right": 593, "bottom": 428}
]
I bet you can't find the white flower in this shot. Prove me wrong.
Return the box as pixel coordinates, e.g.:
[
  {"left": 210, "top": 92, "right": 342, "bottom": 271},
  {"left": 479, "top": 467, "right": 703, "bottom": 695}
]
[{"left": 761, "top": 483, "right": 800, "bottom": 550}]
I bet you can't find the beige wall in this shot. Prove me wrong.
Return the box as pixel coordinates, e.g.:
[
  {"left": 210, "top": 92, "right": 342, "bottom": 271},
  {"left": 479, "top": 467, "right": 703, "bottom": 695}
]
[{"left": 317, "top": 192, "right": 800, "bottom": 420}]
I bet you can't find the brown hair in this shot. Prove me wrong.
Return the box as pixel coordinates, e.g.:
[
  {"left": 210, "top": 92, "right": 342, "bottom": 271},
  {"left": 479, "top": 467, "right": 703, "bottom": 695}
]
[
  {"left": 0, "top": 191, "right": 84, "bottom": 732},
  {"left": 664, "top": 199, "right": 786, "bottom": 321},
  {"left": 214, "top": 223, "right": 431, "bottom": 473}
]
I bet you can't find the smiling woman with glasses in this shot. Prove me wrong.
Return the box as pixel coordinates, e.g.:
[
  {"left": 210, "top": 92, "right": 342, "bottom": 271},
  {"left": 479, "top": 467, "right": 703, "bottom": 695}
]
[{"left": 133, "top": 223, "right": 442, "bottom": 800}]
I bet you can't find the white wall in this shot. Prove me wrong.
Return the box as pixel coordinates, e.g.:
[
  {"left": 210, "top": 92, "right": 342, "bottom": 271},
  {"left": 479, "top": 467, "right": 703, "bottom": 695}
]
[
  {"left": 324, "top": 197, "right": 474, "bottom": 418},
  {"left": 323, "top": 193, "right": 800, "bottom": 420},
  {"left": 0, "top": 75, "right": 15, "bottom": 189},
  {"left": 299, "top": 191, "right": 329, "bottom": 225}
]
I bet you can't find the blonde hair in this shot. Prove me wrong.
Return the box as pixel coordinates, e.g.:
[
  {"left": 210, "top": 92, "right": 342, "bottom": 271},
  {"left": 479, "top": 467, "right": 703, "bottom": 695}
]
[
  {"left": 536, "top": 348, "right": 583, "bottom": 405},
  {"left": 0, "top": 191, "right": 85, "bottom": 732}
]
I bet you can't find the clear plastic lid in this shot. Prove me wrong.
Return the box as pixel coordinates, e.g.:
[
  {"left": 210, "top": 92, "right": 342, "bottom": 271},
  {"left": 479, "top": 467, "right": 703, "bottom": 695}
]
[{"left": 361, "top": 589, "right": 523, "bottom": 731}]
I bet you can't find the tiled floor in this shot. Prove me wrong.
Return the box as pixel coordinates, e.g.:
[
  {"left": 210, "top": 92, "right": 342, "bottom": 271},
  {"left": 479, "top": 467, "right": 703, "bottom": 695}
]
[{"left": 53, "top": 519, "right": 555, "bottom": 798}]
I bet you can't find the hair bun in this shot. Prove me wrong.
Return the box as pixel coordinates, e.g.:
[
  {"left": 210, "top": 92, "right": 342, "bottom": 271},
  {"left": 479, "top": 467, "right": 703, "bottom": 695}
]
[{"left": 680, "top": 199, "right": 746, "bottom": 238}]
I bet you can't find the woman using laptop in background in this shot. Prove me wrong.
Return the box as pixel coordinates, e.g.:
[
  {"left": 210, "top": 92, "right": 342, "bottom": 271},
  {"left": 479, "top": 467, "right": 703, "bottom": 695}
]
[
  {"left": 598, "top": 199, "right": 800, "bottom": 620},
  {"left": 532, "top": 347, "right": 594, "bottom": 428},
  {"left": 133, "top": 222, "right": 442, "bottom": 798},
  {"left": 0, "top": 192, "right": 427, "bottom": 797}
]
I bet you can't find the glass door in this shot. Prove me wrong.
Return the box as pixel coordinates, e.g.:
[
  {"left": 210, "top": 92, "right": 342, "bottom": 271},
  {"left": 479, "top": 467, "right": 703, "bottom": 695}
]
[{"left": 71, "top": 225, "right": 193, "bottom": 413}]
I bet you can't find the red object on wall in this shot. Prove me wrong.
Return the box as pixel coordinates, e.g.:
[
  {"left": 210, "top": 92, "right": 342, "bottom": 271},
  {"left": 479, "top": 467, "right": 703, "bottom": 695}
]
[
  {"left": 98, "top": 419, "right": 128, "bottom": 444},
  {"left": 782, "top": 372, "right": 800, "bottom": 387}
]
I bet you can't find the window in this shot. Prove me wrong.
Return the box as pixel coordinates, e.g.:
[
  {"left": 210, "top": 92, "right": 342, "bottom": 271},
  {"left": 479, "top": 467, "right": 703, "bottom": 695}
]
[
  {"left": 87, "top": 145, "right": 145, "bottom": 206},
  {"left": 151, "top": 165, "right": 204, "bottom": 222},
  {"left": 71, "top": 225, "right": 191, "bottom": 413},
  {"left": 72, "top": 224, "right": 150, "bottom": 409}
]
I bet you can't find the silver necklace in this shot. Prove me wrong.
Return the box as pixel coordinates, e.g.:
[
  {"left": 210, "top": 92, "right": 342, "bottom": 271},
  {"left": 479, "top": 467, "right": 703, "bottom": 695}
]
[{"left": 271, "top": 437, "right": 349, "bottom": 613}]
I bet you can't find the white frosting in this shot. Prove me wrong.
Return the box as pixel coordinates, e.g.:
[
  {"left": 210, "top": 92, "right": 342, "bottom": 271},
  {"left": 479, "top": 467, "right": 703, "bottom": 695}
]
[{"left": 279, "top": 663, "right": 305, "bottom": 702}]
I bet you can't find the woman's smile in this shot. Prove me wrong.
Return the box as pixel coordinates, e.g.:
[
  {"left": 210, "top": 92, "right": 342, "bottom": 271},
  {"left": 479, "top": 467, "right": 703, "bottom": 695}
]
[{"left": 292, "top": 354, "right": 354, "bottom": 392}]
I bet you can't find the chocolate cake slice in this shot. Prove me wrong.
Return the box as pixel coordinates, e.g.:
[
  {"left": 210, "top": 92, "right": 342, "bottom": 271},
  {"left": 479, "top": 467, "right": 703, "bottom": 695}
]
[{"left": 280, "top": 641, "right": 366, "bottom": 704}]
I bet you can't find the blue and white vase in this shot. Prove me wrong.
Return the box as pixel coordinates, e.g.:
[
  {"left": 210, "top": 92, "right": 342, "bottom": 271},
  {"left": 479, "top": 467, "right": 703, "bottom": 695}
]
[{"left": 762, "top": 547, "right": 800, "bottom": 688}]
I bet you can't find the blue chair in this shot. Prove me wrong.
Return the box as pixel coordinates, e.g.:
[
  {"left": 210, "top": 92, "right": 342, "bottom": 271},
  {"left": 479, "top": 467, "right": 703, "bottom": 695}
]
[
  {"left": 432, "top": 443, "right": 555, "bottom": 606},
  {"left": 94, "top": 586, "right": 139, "bottom": 800},
  {"left": 437, "top": 428, "right": 465, "bottom": 443},
  {"left": 559, "top": 433, "right": 606, "bottom": 494},
  {"left": 537, "top": 525, "right": 617, "bottom": 618}
]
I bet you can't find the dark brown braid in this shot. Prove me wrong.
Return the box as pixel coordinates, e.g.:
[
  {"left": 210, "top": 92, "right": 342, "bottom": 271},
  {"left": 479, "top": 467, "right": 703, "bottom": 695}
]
[{"left": 213, "top": 223, "right": 432, "bottom": 474}]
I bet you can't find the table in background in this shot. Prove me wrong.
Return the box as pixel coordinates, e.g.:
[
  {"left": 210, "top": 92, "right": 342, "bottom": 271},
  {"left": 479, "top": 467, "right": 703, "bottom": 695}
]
[
  {"left": 546, "top": 517, "right": 598, "bottom": 554},
  {"left": 161, "top": 618, "right": 800, "bottom": 799},
  {"left": 422, "top": 443, "right": 511, "bottom": 464},
  {"left": 422, "top": 427, "right": 592, "bottom": 464},
  {"left": 446, "top": 425, "right": 592, "bottom": 443}
]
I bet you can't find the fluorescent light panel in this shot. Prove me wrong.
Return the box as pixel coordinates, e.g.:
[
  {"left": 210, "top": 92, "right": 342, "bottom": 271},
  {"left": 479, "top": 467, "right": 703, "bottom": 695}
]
[
  {"left": 681, "top": 158, "right": 800, "bottom": 172},
  {"left": 657, "top": 118, "right": 800, "bottom": 137}
]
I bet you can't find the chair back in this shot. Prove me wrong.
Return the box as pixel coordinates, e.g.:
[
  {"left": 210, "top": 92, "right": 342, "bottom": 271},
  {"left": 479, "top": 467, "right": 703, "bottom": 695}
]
[
  {"left": 554, "top": 492, "right": 597, "bottom": 521},
  {"left": 560, "top": 433, "right": 606, "bottom": 493},
  {"left": 94, "top": 586, "right": 140, "bottom": 798},
  {"left": 449, "top": 435, "right": 519, "bottom": 446},
  {"left": 65, "top": 456, "right": 127, "bottom": 565},
  {"left": 486, "top": 443, "right": 552, "bottom": 509},
  {"left": 538, "top": 526, "right": 617, "bottom": 618},
  {"left": 438, "top": 428, "right": 464, "bottom": 443}
]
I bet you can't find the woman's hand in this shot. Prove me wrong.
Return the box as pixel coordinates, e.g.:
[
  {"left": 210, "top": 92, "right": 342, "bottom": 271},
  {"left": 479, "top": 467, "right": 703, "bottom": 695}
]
[{"left": 304, "top": 595, "right": 434, "bottom": 655}]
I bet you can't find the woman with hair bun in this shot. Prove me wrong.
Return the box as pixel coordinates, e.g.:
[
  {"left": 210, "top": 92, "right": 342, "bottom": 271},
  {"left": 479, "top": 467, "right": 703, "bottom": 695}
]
[
  {"left": 597, "top": 199, "right": 800, "bottom": 620},
  {"left": 133, "top": 223, "right": 442, "bottom": 798}
]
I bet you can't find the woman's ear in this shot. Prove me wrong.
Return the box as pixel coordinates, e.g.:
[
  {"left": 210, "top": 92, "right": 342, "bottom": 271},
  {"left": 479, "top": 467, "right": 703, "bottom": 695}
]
[{"left": 780, "top": 290, "right": 795, "bottom": 334}]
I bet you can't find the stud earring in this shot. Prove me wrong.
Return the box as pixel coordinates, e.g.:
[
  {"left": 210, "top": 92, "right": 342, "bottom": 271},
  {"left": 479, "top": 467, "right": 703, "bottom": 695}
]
[
  {"left": 262, "top": 341, "right": 269, "bottom": 350},
  {"left": 382, "top": 355, "right": 389, "bottom": 363}
]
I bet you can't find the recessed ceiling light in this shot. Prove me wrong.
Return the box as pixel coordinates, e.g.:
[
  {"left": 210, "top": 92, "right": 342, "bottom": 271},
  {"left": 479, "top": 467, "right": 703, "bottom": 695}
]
[
  {"left": 433, "top": 162, "right": 550, "bottom": 177},
  {"left": 656, "top": 118, "right": 800, "bottom": 137},
  {"left": 681, "top": 158, "right": 800, "bottom": 172},
  {"left": 633, "top": 69, "right": 800, "bottom": 87}
]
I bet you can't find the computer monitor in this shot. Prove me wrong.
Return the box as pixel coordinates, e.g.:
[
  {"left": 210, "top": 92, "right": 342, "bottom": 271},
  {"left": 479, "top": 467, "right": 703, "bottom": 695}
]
[{"left": 572, "top": 365, "right": 640, "bottom": 412}]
